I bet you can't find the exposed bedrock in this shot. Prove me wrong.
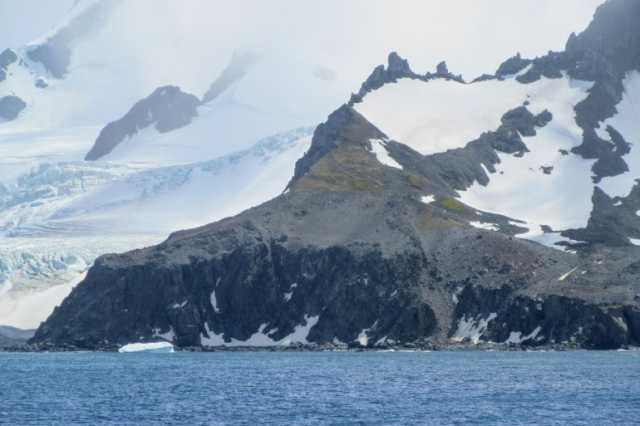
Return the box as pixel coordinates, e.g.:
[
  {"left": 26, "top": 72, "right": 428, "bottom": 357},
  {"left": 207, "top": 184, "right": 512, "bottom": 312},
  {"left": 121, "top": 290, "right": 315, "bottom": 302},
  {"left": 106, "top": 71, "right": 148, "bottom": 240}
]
[
  {"left": 85, "top": 86, "right": 200, "bottom": 160},
  {"left": 453, "top": 285, "right": 639, "bottom": 349},
  {"left": 349, "top": 52, "right": 464, "bottom": 105}
]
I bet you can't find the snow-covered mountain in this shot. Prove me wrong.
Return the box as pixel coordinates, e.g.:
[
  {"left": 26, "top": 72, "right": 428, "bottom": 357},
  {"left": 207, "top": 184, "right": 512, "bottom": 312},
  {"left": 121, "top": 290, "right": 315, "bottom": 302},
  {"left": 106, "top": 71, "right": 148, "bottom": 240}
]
[
  {"left": 0, "top": 0, "right": 331, "bottom": 329},
  {"left": 30, "top": 0, "right": 640, "bottom": 351}
]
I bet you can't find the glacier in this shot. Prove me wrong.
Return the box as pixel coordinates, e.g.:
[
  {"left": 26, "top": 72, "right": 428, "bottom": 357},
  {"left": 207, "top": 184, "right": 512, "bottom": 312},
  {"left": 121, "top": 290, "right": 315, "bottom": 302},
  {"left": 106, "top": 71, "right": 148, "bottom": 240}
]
[{"left": 0, "top": 128, "right": 312, "bottom": 328}]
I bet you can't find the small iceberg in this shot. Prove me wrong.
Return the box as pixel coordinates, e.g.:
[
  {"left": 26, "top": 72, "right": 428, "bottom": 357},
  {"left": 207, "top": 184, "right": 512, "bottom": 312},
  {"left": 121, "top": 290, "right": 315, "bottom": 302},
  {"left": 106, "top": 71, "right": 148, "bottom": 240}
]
[{"left": 118, "top": 342, "right": 174, "bottom": 353}]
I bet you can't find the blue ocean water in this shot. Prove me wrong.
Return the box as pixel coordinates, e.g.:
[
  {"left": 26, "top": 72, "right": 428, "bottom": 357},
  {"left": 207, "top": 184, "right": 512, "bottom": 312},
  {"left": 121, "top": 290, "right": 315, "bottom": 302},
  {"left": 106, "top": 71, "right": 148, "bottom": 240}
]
[{"left": 0, "top": 351, "right": 639, "bottom": 425}]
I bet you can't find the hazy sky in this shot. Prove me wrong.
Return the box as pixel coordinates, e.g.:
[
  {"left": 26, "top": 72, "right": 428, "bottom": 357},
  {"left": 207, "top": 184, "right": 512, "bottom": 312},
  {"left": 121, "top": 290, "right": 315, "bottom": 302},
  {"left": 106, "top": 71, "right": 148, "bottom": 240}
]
[
  {"left": 0, "top": 0, "right": 604, "bottom": 81},
  {"left": 0, "top": 0, "right": 607, "bottom": 111},
  {"left": 0, "top": 1, "right": 75, "bottom": 47}
]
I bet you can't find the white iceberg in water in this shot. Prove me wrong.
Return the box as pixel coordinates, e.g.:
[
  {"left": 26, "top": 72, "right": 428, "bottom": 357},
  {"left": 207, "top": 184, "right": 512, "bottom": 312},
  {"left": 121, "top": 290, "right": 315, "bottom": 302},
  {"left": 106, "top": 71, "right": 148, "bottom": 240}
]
[{"left": 118, "top": 341, "right": 174, "bottom": 353}]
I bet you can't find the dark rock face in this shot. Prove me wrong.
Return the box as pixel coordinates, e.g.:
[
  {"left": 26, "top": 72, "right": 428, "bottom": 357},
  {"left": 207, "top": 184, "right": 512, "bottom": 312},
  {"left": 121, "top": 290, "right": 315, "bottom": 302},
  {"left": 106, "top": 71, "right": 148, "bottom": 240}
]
[
  {"left": 454, "top": 286, "right": 635, "bottom": 349},
  {"left": 0, "top": 48, "right": 17, "bottom": 82},
  {"left": 348, "top": 53, "right": 465, "bottom": 105},
  {"left": 349, "top": 52, "right": 421, "bottom": 104},
  {"left": 288, "top": 105, "right": 385, "bottom": 188},
  {"left": 388, "top": 52, "right": 413, "bottom": 75},
  {"left": 565, "top": 0, "right": 640, "bottom": 81},
  {"left": 563, "top": 184, "right": 640, "bottom": 247},
  {"left": 496, "top": 53, "right": 532, "bottom": 78},
  {"left": 85, "top": 86, "right": 201, "bottom": 160},
  {"left": 0, "top": 96, "right": 27, "bottom": 121},
  {"left": 33, "top": 241, "right": 438, "bottom": 349},
  {"left": 436, "top": 61, "right": 449, "bottom": 75},
  {"left": 515, "top": 51, "right": 567, "bottom": 84}
]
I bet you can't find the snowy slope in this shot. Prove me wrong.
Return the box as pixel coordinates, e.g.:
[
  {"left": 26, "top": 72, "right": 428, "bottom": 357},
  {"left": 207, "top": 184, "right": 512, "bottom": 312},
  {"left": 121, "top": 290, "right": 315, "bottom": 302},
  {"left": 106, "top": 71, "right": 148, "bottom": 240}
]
[
  {"left": 355, "top": 69, "right": 587, "bottom": 156},
  {"left": 0, "top": 128, "right": 311, "bottom": 328},
  {"left": 100, "top": 54, "right": 350, "bottom": 166},
  {"left": 0, "top": 2, "right": 326, "bottom": 328},
  {"left": 355, "top": 65, "right": 640, "bottom": 249}
]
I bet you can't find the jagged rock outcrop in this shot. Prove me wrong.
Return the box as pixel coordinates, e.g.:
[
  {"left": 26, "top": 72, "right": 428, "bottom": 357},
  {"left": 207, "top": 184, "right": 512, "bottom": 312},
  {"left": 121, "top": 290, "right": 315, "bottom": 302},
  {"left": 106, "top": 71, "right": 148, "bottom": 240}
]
[
  {"left": 0, "top": 96, "right": 27, "bottom": 121},
  {"left": 563, "top": 185, "right": 640, "bottom": 247},
  {"left": 348, "top": 52, "right": 420, "bottom": 104},
  {"left": 349, "top": 53, "right": 465, "bottom": 105},
  {"left": 85, "top": 86, "right": 201, "bottom": 160},
  {"left": 496, "top": 53, "right": 532, "bottom": 78}
]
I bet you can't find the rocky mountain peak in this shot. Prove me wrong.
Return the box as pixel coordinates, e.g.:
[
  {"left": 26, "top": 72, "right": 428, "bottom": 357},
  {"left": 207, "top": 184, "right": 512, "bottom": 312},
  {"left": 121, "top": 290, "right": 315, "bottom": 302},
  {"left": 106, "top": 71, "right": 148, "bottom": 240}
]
[
  {"left": 349, "top": 52, "right": 418, "bottom": 104},
  {"left": 288, "top": 105, "right": 385, "bottom": 188},
  {"left": 436, "top": 61, "right": 449, "bottom": 75},
  {"left": 387, "top": 52, "right": 413, "bottom": 75}
]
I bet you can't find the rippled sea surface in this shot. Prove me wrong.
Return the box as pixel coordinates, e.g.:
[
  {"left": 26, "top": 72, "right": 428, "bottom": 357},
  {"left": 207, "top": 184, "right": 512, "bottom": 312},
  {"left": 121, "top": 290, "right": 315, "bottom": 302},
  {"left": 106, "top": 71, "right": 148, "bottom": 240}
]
[{"left": 1, "top": 351, "right": 639, "bottom": 425}]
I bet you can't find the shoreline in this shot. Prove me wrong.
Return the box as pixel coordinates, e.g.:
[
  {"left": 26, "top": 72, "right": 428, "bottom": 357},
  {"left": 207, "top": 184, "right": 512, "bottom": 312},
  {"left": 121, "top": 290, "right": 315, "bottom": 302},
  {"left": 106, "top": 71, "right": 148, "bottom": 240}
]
[{"left": 2, "top": 342, "right": 639, "bottom": 353}]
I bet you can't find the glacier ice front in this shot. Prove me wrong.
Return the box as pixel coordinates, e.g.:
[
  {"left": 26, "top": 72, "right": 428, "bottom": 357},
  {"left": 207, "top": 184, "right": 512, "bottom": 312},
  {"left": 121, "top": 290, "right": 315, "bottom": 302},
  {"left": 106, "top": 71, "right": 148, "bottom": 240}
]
[{"left": 118, "top": 342, "right": 174, "bottom": 353}]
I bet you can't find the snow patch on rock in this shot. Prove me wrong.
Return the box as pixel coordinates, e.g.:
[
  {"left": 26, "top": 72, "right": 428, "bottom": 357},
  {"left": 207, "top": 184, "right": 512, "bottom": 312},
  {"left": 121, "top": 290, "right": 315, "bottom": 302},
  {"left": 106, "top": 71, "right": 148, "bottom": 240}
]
[
  {"left": 469, "top": 221, "right": 499, "bottom": 231},
  {"left": 421, "top": 195, "right": 436, "bottom": 204},
  {"left": 558, "top": 267, "right": 578, "bottom": 281},
  {"left": 451, "top": 313, "right": 497, "bottom": 344},
  {"left": 201, "top": 315, "right": 320, "bottom": 347},
  {"left": 369, "top": 139, "right": 402, "bottom": 170},
  {"left": 504, "top": 326, "right": 542, "bottom": 344}
]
